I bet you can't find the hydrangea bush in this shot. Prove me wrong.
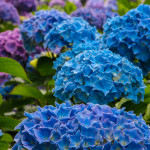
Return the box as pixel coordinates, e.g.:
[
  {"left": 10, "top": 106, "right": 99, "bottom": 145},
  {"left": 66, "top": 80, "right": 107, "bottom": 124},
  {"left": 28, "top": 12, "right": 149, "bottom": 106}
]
[
  {"left": 54, "top": 49, "right": 145, "bottom": 104},
  {"left": 44, "top": 17, "right": 100, "bottom": 53},
  {"left": 0, "top": 28, "right": 28, "bottom": 65},
  {"left": 20, "top": 9, "right": 69, "bottom": 53},
  {"left": 0, "top": 1, "right": 20, "bottom": 25},
  {"left": 101, "top": 4, "right": 150, "bottom": 75},
  {"left": 71, "top": 7, "right": 118, "bottom": 30},
  {"left": 13, "top": 101, "right": 150, "bottom": 150}
]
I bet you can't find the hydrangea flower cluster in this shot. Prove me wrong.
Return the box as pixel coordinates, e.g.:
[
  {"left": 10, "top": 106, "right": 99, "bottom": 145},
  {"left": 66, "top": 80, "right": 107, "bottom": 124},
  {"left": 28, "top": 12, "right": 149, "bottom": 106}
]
[
  {"left": 44, "top": 17, "right": 100, "bottom": 53},
  {"left": 71, "top": 7, "right": 118, "bottom": 30},
  {"left": 20, "top": 9, "right": 69, "bottom": 52},
  {"left": 101, "top": 4, "right": 150, "bottom": 75},
  {"left": 13, "top": 101, "right": 150, "bottom": 150},
  {"left": 0, "top": 1, "right": 20, "bottom": 25},
  {"left": 5, "top": 0, "right": 36, "bottom": 14},
  {"left": 54, "top": 49, "right": 145, "bottom": 104},
  {"left": 86, "top": 0, "right": 117, "bottom": 10},
  {"left": 53, "top": 41, "right": 100, "bottom": 72},
  {"left": 0, "top": 28, "right": 28, "bottom": 65}
]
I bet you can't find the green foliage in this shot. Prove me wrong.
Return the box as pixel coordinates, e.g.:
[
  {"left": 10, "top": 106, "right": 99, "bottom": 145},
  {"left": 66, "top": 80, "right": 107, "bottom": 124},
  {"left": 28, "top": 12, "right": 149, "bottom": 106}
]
[
  {"left": 0, "top": 57, "right": 30, "bottom": 82},
  {"left": 64, "top": 1, "right": 77, "bottom": 14},
  {"left": 144, "top": 103, "right": 150, "bottom": 121},
  {"left": 0, "top": 21, "right": 17, "bottom": 32},
  {"left": 10, "top": 84, "right": 44, "bottom": 104},
  {"left": 0, "top": 116, "right": 20, "bottom": 130},
  {"left": 36, "top": 56, "right": 55, "bottom": 76},
  {"left": 0, "top": 133, "right": 13, "bottom": 150}
]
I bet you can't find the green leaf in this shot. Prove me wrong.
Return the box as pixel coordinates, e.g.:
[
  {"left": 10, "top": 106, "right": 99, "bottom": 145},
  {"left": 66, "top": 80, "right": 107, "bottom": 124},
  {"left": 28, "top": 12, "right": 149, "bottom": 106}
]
[
  {"left": 144, "top": 84, "right": 150, "bottom": 99},
  {"left": 0, "top": 57, "right": 30, "bottom": 82},
  {"left": 0, "top": 133, "right": 13, "bottom": 143},
  {"left": 121, "top": 101, "right": 147, "bottom": 116},
  {"left": 64, "top": 1, "right": 77, "bottom": 14},
  {"left": 0, "top": 97, "right": 34, "bottom": 115},
  {"left": 0, "top": 142, "right": 9, "bottom": 150},
  {"left": 144, "top": 103, "right": 150, "bottom": 121},
  {"left": 0, "top": 116, "right": 20, "bottom": 130},
  {"left": 115, "top": 98, "right": 130, "bottom": 109},
  {"left": 0, "top": 94, "right": 2, "bottom": 105},
  {"left": 36, "top": 56, "right": 55, "bottom": 76},
  {"left": 10, "top": 84, "right": 44, "bottom": 100},
  {"left": 0, "top": 133, "right": 13, "bottom": 150}
]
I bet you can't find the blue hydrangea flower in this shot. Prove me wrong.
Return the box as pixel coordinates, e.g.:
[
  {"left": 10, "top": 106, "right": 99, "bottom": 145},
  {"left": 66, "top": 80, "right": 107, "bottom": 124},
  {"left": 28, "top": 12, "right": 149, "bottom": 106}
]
[
  {"left": 0, "top": 1, "right": 20, "bottom": 25},
  {"left": 71, "top": 7, "right": 118, "bottom": 30},
  {"left": 44, "top": 17, "right": 100, "bottom": 53},
  {"left": 101, "top": 4, "right": 150, "bottom": 75},
  {"left": 19, "top": 9, "right": 69, "bottom": 52},
  {"left": 54, "top": 49, "right": 145, "bottom": 104},
  {"left": 53, "top": 41, "right": 100, "bottom": 73},
  {"left": 12, "top": 101, "right": 150, "bottom": 150}
]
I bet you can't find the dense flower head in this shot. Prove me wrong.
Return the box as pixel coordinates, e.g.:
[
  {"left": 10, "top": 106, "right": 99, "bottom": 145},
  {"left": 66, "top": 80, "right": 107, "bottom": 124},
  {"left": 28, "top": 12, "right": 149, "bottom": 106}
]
[
  {"left": 44, "top": 17, "right": 100, "bottom": 53},
  {"left": 5, "top": 0, "right": 36, "bottom": 14},
  {"left": 0, "top": 1, "right": 20, "bottom": 25},
  {"left": 86, "top": 0, "right": 117, "bottom": 10},
  {"left": 71, "top": 7, "right": 118, "bottom": 30},
  {"left": 0, "top": 28, "right": 28, "bottom": 64},
  {"left": 53, "top": 41, "right": 100, "bottom": 72},
  {"left": 13, "top": 101, "right": 150, "bottom": 150},
  {"left": 54, "top": 49, "right": 145, "bottom": 104},
  {"left": 101, "top": 4, "right": 150, "bottom": 75},
  {"left": 20, "top": 9, "right": 69, "bottom": 52}
]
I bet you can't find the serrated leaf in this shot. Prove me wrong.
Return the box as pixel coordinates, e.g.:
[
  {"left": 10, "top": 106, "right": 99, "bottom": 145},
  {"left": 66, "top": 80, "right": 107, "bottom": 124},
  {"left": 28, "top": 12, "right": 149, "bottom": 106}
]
[
  {"left": 36, "top": 56, "right": 55, "bottom": 76},
  {"left": 144, "top": 103, "right": 150, "bottom": 121},
  {"left": 0, "top": 116, "right": 20, "bottom": 130},
  {"left": 0, "top": 57, "right": 30, "bottom": 82},
  {"left": 10, "top": 84, "right": 44, "bottom": 100}
]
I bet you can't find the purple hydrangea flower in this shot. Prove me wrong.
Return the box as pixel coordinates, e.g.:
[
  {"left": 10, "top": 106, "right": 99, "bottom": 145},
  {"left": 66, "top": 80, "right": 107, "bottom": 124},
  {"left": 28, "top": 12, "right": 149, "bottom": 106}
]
[
  {"left": 54, "top": 49, "right": 145, "bottom": 104},
  {"left": 20, "top": 9, "right": 69, "bottom": 53},
  {"left": 71, "top": 7, "right": 118, "bottom": 30},
  {"left": 0, "top": 1, "right": 20, "bottom": 25},
  {"left": 86, "top": 0, "right": 117, "bottom": 10},
  {"left": 101, "top": 4, "right": 150, "bottom": 75},
  {"left": 13, "top": 101, "right": 150, "bottom": 149},
  {"left": 0, "top": 28, "right": 28, "bottom": 64},
  {"left": 49, "top": 0, "right": 65, "bottom": 7},
  {"left": 5, "top": 0, "right": 37, "bottom": 14}
]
